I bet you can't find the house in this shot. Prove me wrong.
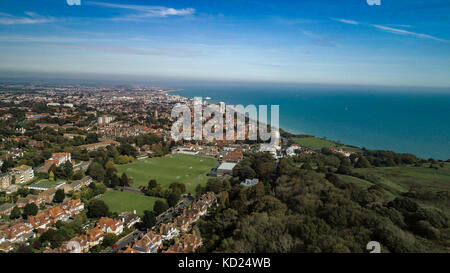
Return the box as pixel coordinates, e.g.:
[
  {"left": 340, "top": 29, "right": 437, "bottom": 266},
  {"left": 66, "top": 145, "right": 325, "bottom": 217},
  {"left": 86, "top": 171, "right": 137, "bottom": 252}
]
[
  {"left": 163, "top": 231, "right": 202, "bottom": 253},
  {"left": 96, "top": 217, "right": 124, "bottom": 235},
  {"left": 159, "top": 222, "right": 179, "bottom": 240},
  {"left": 86, "top": 228, "right": 104, "bottom": 247},
  {"left": 63, "top": 176, "right": 92, "bottom": 193},
  {"left": 45, "top": 152, "right": 71, "bottom": 167},
  {"left": 328, "top": 147, "right": 356, "bottom": 157},
  {"left": 61, "top": 198, "right": 84, "bottom": 217},
  {"left": 11, "top": 165, "right": 34, "bottom": 184},
  {"left": 68, "top": 235, "right": 90, "bottom": 253},
  {"left": 216, "top": 162, "right": 236, "bottom": 176},
  {"left": 240, "top": 178, "right": 259, "bottom": 187},
  {"left": 286, "top": 145, "right": 300, "bottom": 157},
  {"left": 131, "top": 231, "right": 163, "bottom": 253},
  {"left": 0, "top": 242, "right": 13, "bottom": 253},
  {"left": 0, "top": 203, "right": 15, "bottom": 215},
  {"left": 259, "top": 143, "right": 280, "bottom": 158},
  {"left": 16, "top": 195, "right": 43, "bottom": 208},
  {"left": 173, "top": 215, "right": 191, "bottom": 232},
  {"left": 48, "top": 205, "right": 68, "bottom": 222},
  {"left": 39, "top": 188, "right": 57, "bottom": 203},
  {"left": 4, "top": 222, "right": 35, "bottom": 243},
  {"left": 27, "top": 211, "right": 52, "bottom": 231},
  {"left": 119, "top": 211, "right": 140, "bottom": 229},
  {"left": 221, "top": 151, "right": 243, "bottom": 163}
]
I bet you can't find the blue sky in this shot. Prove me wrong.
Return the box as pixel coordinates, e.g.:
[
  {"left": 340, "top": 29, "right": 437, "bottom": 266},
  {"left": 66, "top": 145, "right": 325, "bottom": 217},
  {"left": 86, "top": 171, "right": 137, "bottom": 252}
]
[{"left": 0, "top": 0, "right": 449, "bottom": 88}]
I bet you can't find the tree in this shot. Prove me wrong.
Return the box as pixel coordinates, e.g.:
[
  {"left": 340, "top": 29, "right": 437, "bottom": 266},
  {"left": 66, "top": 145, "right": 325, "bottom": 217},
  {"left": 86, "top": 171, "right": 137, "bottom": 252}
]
[
  {"left": 54, "top": 189, "right": 65, "bottom": 203},
  {"left": 355, "top": 156, "right": 371, "bottom": 168},
  {"left": 142, "top": 210, "right": 156, "bottom": 229},
  {"left": 87, "top": 199, "right": 110, "bottom": 218},
  {"left": 49, "top": 170, "right": 55, "bottom": 181},
  {"left": 73, "top": 170, "right": 83, "bottom": 180},
  {"left": 148, "top": 179, "right": 157, "bottom": 190},
  {"left": 153, "top": 200, "right": 169, "bottom": 215},
  {"left": 169, "top": 182, "right": 186, "bottom": 194},
  {"left": 167, "top": 191, "right": 180, "bottom": 207},
  {"left": 10, "top": 206, "right": 21, "bottom": 219},
  {"left": 23, "top": 203, "right": 38, "bottom": 217},
  {"left": 120, "top": 173, "right": 129, "bottom": 187},
  {"left": 111, "top": 174, "right": 120, "bottom": 188},
  {"left": 87, "top": 162, "right": 105, "bottom": 182},
  {"left": 62, "top": 160, "right": 74, "bottom": 179},
  {"left": 102, "top": 233, "right": 118, "bottom": 247}
]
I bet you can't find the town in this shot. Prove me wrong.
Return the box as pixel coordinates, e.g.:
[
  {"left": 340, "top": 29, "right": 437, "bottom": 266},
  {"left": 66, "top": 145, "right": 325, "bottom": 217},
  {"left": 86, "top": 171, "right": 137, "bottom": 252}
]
[
  {"left": 0, "top": 83, "right": 352, "bottom": 253},
  {"left": 0, "top": 82, "right": 448, "bottom": 254}
]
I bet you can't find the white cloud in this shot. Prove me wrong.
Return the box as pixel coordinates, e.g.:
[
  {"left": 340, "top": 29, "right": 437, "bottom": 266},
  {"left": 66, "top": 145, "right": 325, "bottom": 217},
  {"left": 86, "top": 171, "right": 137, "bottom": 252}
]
[
  {"left": 331, "top": 18, "right": 360, "bottom": 25},
  {"left": 0, "top": 12, "right": 55, "bottom": 25},
  {"left": 331, "top": 17, "right": 448, "bottom": 44},
  {"left": 372, "top": 24, "right": 449, "bottom": 43},
  {"left": 87, "top": 1, "right": 195, "bottom": 19}
]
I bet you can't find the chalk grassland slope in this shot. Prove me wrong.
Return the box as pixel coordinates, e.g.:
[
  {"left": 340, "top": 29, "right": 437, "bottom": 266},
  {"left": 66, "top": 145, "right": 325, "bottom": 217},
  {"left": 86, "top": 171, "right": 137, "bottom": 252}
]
[
  {"left": 340, "top": 163, "right": 450, "bottom": 215},
  {"left": 293, "top": 136, "right": 361, "bottom": 152},
  {"left": 116, "top": 154, "right": 217, "bottom": 194}
]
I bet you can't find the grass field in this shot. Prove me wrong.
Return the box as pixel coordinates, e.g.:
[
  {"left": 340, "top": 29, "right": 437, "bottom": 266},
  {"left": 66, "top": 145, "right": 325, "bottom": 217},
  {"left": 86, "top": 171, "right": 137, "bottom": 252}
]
[
  {"left": 293, "top": 136, "right": 361, "bottom": 152},
  {"left": 98, "top": 190, "right": 164, "bottom": 216},
  {"left": 116, "top": 154, "right": 217, "bottom": 193},
  {"left": 338, "top": 164, "right": 450, "bottom": 209}
]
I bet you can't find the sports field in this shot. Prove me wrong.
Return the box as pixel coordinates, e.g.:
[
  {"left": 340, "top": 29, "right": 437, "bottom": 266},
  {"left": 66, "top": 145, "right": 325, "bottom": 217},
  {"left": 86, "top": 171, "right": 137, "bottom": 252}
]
[
  {"left": 116, "top": 154, "right": 217, "bottom": 193},
  {"left": 98, "top": 190, "right": 163, "bottom": 216}
]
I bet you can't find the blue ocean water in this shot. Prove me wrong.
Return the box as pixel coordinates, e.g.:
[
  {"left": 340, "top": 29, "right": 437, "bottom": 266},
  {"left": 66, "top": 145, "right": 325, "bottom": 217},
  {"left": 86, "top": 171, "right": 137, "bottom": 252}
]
[{"left": 169, "top": 82, "right": 450, "bottom": 160}]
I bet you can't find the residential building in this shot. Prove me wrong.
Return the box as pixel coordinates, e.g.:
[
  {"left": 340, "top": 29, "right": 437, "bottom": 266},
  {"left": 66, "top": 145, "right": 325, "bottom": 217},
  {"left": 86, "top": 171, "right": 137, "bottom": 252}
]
[
  {"left": 240, "top": 178, "right": 260, "bottom": 187},
  {"left": 96, "top": 217, "right": 124, "bottom": 236},
  {"left": 0, "top": 203, "right": 15, "bottom": 215},
  {"left": 11, "top": 165, "right": 34, "bottom": 184}
]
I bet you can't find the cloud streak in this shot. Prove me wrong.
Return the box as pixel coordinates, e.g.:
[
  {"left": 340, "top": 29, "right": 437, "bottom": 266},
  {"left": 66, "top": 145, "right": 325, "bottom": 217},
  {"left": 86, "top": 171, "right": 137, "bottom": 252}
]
[
  {"left": 47, "top": 44, "right": 202, "bottom": 57},
  {"left": 332, "top": 18, "right": 449, "bottom": 43},
  {"left": 87, "top": 1, "right": 195, "bottom": 19},
  {"left": 372, "top": 24, "right": 449, "bottom": 43},
  {"left": 0, "top": 12, "right": 55, "bottom": 25},
  {"left": 331, "top": 18, "right": 360, "bottom": 25}
]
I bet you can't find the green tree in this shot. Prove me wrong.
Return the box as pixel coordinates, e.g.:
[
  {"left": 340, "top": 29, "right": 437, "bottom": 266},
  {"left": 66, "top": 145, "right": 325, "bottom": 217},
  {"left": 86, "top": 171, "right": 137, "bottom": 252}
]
[
  {"left": 54, "top": 189, "right": 65, "bottom": 203},
  {"left": 167, "top": 191, "right": 180, "bottom": 207},
  {"left": 120, "top": 173, "right": 129, "bottom": 187},
  {"left": 87, "top": 162, "right": 105, "bottom": 182},
  {"left": 148, "top": 179, "right": 157, "bottom": 190},
  {"left": 142, "top": 210, "right": 156, "bottom": 229},
  {"left": 355, "top": 156, "right": 371, "bottom": 168},
  {"left": 102, "top": 233, "right": 118, "bottom": 247},
  {"left": 87, "top": 199, "right": 110, "bottom": 218},
  {"left": 153, "top": 200, "right": 169, "bottom": 215},
  {"left": 169, "top": 182, "right": 186, "bottom": 194},
  {"left": 23, "top": 203, "right": 38, "bottom": 217},
  {"left": 62, "top": 160, "right": 74, "bottom": 180},
  {"left": 10, "top": 206, "right": 21, "bottom": 219}
]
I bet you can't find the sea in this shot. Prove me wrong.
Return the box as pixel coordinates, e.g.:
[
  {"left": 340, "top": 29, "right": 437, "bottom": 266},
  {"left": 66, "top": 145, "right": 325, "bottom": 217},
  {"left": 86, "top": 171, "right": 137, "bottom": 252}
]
[{"left": 168, "top": 82, "right": 450, "bottom": 160}]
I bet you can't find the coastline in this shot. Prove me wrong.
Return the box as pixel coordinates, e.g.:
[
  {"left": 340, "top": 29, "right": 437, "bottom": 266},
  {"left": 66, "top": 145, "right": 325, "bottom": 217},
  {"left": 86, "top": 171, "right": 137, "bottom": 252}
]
[{"left": 168, "top": 89, "right": 450, "bottom": 160}]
